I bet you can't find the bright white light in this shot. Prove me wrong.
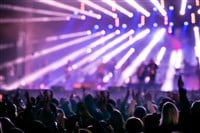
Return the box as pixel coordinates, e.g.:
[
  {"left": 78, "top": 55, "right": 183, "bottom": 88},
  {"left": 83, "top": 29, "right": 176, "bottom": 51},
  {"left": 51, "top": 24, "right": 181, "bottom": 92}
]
[
  {"left": 102, "top": 0, "right": 133, "bottom": 17},
  {"left": 0, "top": 17, "right": 72, "bottom": 23},
  {"left": 94, "top": 25, "right": 99, "bottom": 30},
  {"left": 108, "top": 24, "right": 113, "bottom": 29},
  {"left": 0, "top": 31, "right": 101, "bottom": 70},
  {"left": 115, "top": 30, "right": 121, "bottom": 35},
  {"left": 44, "top": 30, "right": 92, "bottom": 42},
  {"left": 86, "top": 48, "right": 92, "bottom": 54},
  {"left": 125, "top": 0, "right": 151, "bottom": 17},
  {"left": 103, "top": 72, "right": 113, "bottom": 83},
  {"left": 153, "top": 23, "right": 158, "bottom": 27},
  {"left": 180, "top": 0, "right": 188, "bottom": 15},
  {"left": 156, "top": 46, "right": 166, "bottom": 65},
  {"left": 184, "top": 21, "right": 189, "bottom": 26},
  {"left": 174, "top": 50, "right": 183, "bottom": 69},
  {"left": 169, "top": 22, "right": 174, "bottom": 26},
  {"left": 79, "top": 0, "right": 117, "bottom": 18},
  {"left": 150, "top": 0, "right": 167, "bottom": 16},
  {"left": 0, "top": 4, "right": 83, "bottom": 19},
  {"left": 169, "top": 6, "right": 174, "bottom": 10},
  {"left": 122, "top": 24, "right": 127, "bottom": 29},
  {"left": 101, "top": 30, "right": 106, "bottom": 35},
  {"left": 36, "top": 0, "right": 101, "bottom": 19},
  {"left": 87, "top": 30, "right": 92, "bottom": 35},
  {"left": 161, "top": 51, "right": 176, "bottom": 91},
  {"left": 102, "top": 29, "right": 150, "bottom": 63},
  {"left": 120, "top": 28, "right": 166, "bottom": 84},
  {"left": 187, "top": 4, "right": 192, "bottom": 9},
  {"left": 115, "top": 48, "right": 135, "bottom": 70},
  {"left": 198, "top": 9, "right": 200, "bottom": 14},
  {"left": 6, "top": 32, "right": 116, "bottom": 90},
  {"left": 76, "top": 30, "right": 135, "bottom": 75},
  {"left": 194, "top": 26, "right": 200, "bottom": 58}
]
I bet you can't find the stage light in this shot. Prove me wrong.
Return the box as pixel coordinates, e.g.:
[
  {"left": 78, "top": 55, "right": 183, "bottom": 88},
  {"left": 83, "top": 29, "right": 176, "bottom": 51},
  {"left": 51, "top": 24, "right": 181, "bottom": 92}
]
[
  {"left": 153, "top": 7, "right": 157, "bottom": 11},
  {"left": 180, "top": 0, "right": 187, "bottom": 15},
  {"left": 103, "top": 72, "right": 113, "bottom": 83},
  {"left": 169, "top": 6, "right": 174, "bottom": 11},
  {"left": 0, "top": 16, "right": 72, "bottom": 23},
  {"left": 36, "top": 0, "right": 101, "bottom": 19},
  {"left": 75, "top": 30, "right": 134, "bottom": 69},
  {"left": 198, "top": 9, "right": 200, "bottom": 14},
  {"left": 87, "top": 30, "right": 92, "bottom": 35},
  {"left": 120, "top": 28, "right": 166, "bottom": 84},
  {"left": 115, "top": 48, "right": 135, "bottom": 70},
  {"left": 156, "top": 46, "right": 166, "bottom": 65},
  {"left": 101, "top": 30, "right": 106, "bottom": 35},
  {"left": 153, "top": 23, "right": 158, "bottom": 27},
  {"left": 94, "top": 25, "right": 99, "bottom": 30},
  {"left": 122, "top": 24, "right": 127, "bottom": 29},
  {"left": 191, "top": 13, "right": 196, "bottom": 24},
  {"left": 160, "top": 0, "right": 165, "bottom": 8},
  {"left": 47, "top": 32, "right": 117, "bottom": 86},
  {"left": 79, "top": 0, "right": 117, "bottom": 18},
  {"left": 184, "top": 21, "right": 189, "bottom": 26},
  {"left": 0, "top": 31, "right": 101, "bottom": 70},
  {"left": 108, "top": 24, "right": 113, "bottom": 29},
  {"left": 174, "top": 50, "right": 183, "bottom": 69},
  {"left": 161, "top": 51, "right": 177, "bottom": 91},
  {"left": 196, "top": 0, "right": 200, "bottom": 6},
  {"left": 86, "top": 48, "right": 92, "bottom": 54},
  {"left": 45, "top": 30, "right": 92, "bottom": 42},
  {"left": 139, "top": 23, "right": 144, "bottom": 28},
  {"left": 194, "top": 26, "right": 200, "bottom": 58},
  {"left": 187, "top": 4, "right": 192, "bottom": 9},
  {"left": 169, "top": 22, "right": 174, "bottom": 26},
  {"left": 102, "top": 29, "right": 150, "bottom": 63},
  {"left": 164, "top": 15, "right": 168, "bottom": 25},
  {"left": 115, "top": 30, "right": 121, "bottom": 35},
  {"left": 0, "top": 4, "right": 84, "bottom": 20},
  {"left": 125, "top": 0, "right": 150, "bottom": 17},
  {"left": 140, "top": 15, "right": 145, "bottom": 26},
  {"left": 150, "top": 0, "right": 167, "bottom": 16},
  {"left": 5, "top": 31, "right": 109, "bottom": 90},
  {"left": 102, "top": 0, "right": 133, "bottom": 18},
  {"left": 115, "top": 17, "right": 120, "bottom": 27},
  {"left": 168, "top": 25, "right": 173, "bottom": 34}
]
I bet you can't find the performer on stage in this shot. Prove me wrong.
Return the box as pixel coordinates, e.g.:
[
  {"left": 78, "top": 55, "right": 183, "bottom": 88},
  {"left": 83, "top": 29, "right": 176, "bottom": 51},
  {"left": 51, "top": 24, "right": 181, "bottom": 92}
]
[
  {"left": 196, "top": 57, "right": 200, "bottom": 88},
  {"left": 136, "top": 61, "right": 147, "bottom": 84},
  {"left": 146, "top": 59, "right": 158, "bottom": 85}
]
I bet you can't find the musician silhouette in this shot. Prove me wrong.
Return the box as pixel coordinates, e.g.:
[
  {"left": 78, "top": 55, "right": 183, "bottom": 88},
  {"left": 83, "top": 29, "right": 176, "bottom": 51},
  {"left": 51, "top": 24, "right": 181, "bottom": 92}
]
[
  {"left": 136, "top": 61, "right": 147, "bottom": 84},
  {"left": 146, "top": 59, "right": 158, "bottom": 85}
]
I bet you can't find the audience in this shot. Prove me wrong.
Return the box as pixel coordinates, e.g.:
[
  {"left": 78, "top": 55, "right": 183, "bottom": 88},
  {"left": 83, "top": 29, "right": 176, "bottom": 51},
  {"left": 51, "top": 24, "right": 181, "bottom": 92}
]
[{"left": 0, "top": 75, "right": 199, "bottom": 133}]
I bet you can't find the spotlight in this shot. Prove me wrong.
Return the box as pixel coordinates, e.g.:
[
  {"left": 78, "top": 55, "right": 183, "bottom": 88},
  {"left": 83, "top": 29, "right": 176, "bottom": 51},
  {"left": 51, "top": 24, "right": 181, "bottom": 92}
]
[
  {"left": 86, "top": 48, "right": 92, "bottom": 54},
  {"left": 94, "top": 25, "right": 99, "bottom": 30},
  {"left": 153, "top": 23, "right": 158, "bottom": 27},
  {"left": 96, "top": 14, "right": 102, "bottom": 19},
  {"left": 187, "top": 4, "right": 192, "bottom": 9},
  {"left": 115, "top": 30, "right": 120, "bottom": 35},
  {"left": 169, "top": 22, "right": 174, "bottom": 26},
  {"left": 87, "top": 30, "right": 92, "bottom": 35},
  {"left": 184, "top": 21, "right": 189, "bottom": 26},
  {"left": 198, "top": 9, "right": 200, "bottom": 14},
  {"left": 153, "top": 7, "right": 157, "bottom": 11},
  {"left": 108, "top": 24, "right": 113, "bottom": 29},
  {"left": 101, "top": 30, "right": 106, "bottom": 35},
  {"left": 169, "top": 6, "right": 174, "bottom": 10},
  {"left": 122, "top": 23, "right": 127, "bottom": 29}
]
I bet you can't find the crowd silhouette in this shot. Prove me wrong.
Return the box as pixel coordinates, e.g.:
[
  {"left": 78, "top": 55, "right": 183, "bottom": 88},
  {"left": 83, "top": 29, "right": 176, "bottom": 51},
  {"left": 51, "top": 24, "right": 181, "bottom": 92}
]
[{"left": 0, "top": 75, "right": 200, "bottom": 133}]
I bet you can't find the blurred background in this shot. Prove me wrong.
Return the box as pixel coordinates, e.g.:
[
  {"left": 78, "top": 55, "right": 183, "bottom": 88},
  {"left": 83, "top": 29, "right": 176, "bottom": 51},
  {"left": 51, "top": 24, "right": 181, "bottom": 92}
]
[{"left": 0, "top": 0, "right": 199, "bottom": 92}]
